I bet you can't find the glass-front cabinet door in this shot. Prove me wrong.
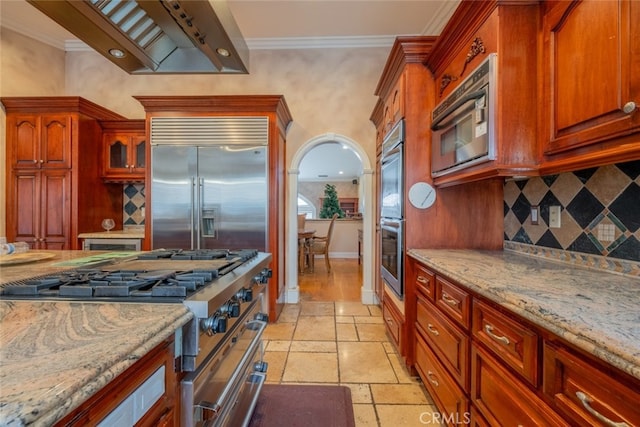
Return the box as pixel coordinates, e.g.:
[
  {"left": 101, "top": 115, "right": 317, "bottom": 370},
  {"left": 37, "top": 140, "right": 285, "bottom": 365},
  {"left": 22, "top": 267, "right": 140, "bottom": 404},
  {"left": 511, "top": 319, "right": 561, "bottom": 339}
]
[{"left": 101, "top": 120, "right": 146, "bottom": 182}]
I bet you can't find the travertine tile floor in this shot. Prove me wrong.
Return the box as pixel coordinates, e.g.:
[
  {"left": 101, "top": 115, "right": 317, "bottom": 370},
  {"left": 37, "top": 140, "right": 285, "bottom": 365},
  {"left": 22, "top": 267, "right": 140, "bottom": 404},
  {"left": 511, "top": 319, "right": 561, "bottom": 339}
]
[{"left": 262, "top": 301, "right": 443, "bottom": 426}]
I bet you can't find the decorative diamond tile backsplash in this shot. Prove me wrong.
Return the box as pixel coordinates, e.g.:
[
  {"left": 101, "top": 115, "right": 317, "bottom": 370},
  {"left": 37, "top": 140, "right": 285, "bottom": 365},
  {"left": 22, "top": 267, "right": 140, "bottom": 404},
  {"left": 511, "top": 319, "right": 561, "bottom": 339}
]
[
  {"left": 504, "top": 160, "right": 640, "bottom": 264},
  {"left": 123, "top": 184, "right": 145, "bottom": 226}
]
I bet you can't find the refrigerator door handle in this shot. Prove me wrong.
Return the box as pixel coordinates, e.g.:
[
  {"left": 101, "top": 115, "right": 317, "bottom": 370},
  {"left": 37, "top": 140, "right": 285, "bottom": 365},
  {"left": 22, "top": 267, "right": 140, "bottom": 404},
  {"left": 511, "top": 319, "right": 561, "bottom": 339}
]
[
  {"left": 190, "top": 176, "right": 196, "bottom": 250},
  {"left": 198, "top": 177, "right": 205, "bottom": 250}
]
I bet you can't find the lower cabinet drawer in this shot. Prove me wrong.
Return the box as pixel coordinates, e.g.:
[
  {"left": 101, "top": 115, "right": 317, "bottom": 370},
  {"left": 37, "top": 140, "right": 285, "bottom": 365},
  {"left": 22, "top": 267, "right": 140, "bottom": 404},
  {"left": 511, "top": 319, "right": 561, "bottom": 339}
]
[
  {"left": 543, "top": 341, "right": 640, "bottom": 427},
  {"left": 415, "top": 333, "right": 469, "bottom": 426},
  {"left": 416, "top": 295, "right": 469, "bottom": 391},
  {"left": 472, "top": 299, "right": 538, "bottom": 386},
  {"left": 471, "top": 344, "right": 569, "bottom": 426},
  {"left": 382, "top": 297, "right": 402, "bottom": 350}
]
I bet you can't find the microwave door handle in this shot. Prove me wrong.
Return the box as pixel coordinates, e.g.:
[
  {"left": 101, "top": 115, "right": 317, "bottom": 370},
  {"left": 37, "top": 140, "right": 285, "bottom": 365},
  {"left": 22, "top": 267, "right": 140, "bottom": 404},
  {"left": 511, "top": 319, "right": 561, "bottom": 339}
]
[{"left": 431, "top": 89, "right": 486, "bottom": 131}]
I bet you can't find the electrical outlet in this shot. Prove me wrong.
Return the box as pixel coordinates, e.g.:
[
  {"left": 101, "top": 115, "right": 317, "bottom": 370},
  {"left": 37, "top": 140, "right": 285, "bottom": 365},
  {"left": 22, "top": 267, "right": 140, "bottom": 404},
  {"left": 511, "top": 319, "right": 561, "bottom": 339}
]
[
  {"left": 141, "top": 207, "right": 145, "bottom": 218},
  {"left": 549, "top": 205, "right": 561, "bottom": 228}
]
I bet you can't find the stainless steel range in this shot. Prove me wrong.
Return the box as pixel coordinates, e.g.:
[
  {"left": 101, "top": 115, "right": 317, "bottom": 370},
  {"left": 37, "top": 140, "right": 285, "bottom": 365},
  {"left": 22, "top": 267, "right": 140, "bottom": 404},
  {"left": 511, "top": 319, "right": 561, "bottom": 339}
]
[{"left": 0, "top": 248, "right": 272, "bottom": 427}]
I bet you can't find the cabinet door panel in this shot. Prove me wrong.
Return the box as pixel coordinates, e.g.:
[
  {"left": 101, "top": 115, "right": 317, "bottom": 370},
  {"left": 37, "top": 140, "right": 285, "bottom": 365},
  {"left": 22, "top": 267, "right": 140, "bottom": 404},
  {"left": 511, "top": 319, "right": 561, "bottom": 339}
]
[
  {"left": 12, "top": 171, "right": 39, "bottom": 242},
  {"left": 471, "top": 344, "right": 569, "bottom": 426},
  {"left": 40, "top": 170, "right": 70, "bottom": 249},
  {"left": 472, "top": 299, "right": 538, "bottom": 386},
  {"left": 435, "top": 276, "right": 471, "bottom": 330},
  {"left": 41, "top": 115, "right": 72, "bottom": 168},
  {"left": 415, "top": 333, "right": 469, "bottom": 426},
  {"left": 543, "top": 342, "right": 640, "bottom": 427},
  {"left": 416, "top": 295, "right": 469, "bottom": 391},
  {"left": 11, "top": 115, "right": 40, "bottom": 168},
  {"left": 544, "top": 0, "right": 640, "bottom": 153}
]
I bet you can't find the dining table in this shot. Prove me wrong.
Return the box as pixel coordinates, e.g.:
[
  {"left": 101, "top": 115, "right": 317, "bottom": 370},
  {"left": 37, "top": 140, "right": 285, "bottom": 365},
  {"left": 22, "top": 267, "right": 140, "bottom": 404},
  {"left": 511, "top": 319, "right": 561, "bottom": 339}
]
[{"left": 298, "top": 229, "right": 316, "bottom": 273}]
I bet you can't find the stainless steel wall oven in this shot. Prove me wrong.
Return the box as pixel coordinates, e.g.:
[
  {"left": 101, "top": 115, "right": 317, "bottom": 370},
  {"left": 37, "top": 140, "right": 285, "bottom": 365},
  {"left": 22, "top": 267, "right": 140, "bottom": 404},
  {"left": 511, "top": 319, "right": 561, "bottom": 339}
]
[
  {"left": 380, "top": 119, "right": 405, "bottom": 298},
  {"left": 380, "top": 218, "right": 403, "bottom": 298}
]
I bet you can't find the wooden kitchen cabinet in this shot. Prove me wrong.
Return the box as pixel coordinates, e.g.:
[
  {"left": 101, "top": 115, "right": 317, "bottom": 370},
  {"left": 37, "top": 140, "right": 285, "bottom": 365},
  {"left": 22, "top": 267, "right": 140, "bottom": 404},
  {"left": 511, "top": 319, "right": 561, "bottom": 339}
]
[
  {"left": 543, "top": 341, "right": 640, "bottom": 427},
  {"left": 409, "top": 255, "right": 640, "bottom": 426},
  {"left": 382, "top": 73, "right": 405, "bottom": 134},
  {"left": 416, "top": 332, "right": 469, "bottom": 427},
  {"left": 540, "top": 0, "right": 640, "bottom": 172},
  {"left": 471, "top": 344, "right": 569, "bottom": 426},
  {"left": 100, "top": 120, "right": 146, "bottom": 182},
  {"left": 54, "top": 337, "right": 179, "bottom": 427},
  {"left": 416, "top": 294, "right": 469, "bottom": 391},
  {"left": 10, "top": 169, "right": 70, "bottom": 250},
  {"left": 382, "top": 291, "right": 403, "bottom": 351},
  {"left": 425, "top": 2, "right": 540, "bottom": 187},
  {"left": 472, "top": 299, "right": 539, "bottom": 387},
  {"left": 7, "top": 113, "right": 72, "bottom": 169},
  {"left": 2, "top": 97, "right": 126, "bottom": 250}
]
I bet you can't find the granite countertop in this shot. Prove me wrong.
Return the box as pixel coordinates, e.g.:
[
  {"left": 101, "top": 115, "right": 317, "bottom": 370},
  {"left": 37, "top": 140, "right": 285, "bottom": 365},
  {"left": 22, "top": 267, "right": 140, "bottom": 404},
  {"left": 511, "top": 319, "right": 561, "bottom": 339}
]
[
  {"left": 0, "top": 250, "right": 140, "bottom": 283},
  {"left": 408, "top": 249, "right": 640, "bottom": 381},
  {"left": 0, "top": 251, "right": 194, "bottom": 426}
]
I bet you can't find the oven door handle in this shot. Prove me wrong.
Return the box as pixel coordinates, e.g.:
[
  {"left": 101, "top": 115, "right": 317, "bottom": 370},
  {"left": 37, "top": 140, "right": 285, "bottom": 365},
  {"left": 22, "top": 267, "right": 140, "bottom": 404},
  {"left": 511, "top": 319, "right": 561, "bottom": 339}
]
[
  {"left": 194, "top": 319, "right": 267, "bottom": 420},
  {"left": 431, "top": 88, "right": 486, "bottom": 131}
]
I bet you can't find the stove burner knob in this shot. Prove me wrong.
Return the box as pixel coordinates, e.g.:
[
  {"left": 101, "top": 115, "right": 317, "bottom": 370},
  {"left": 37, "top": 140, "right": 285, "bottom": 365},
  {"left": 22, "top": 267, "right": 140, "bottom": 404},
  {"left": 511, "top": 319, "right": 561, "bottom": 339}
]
[
  {"left": 254, "top": 361, "right": 268, "bottom": 373},
  {"left": 201, "top": 314, "right": 227, "bottom": 336},
  {"left": 262, "top": 268, "right": 272, "bottom": 278},
  {"left": 254, "top": 312, "right": 268, "bottom": 322},
  {"left": 227, "top": 300, "right": 240, "bottom": 317},
  {"left": 236, "top": 287, "right": 252, "bottom": 302},
  {"left": 219, "top": 300, "right": 241, "bottom": 317}
]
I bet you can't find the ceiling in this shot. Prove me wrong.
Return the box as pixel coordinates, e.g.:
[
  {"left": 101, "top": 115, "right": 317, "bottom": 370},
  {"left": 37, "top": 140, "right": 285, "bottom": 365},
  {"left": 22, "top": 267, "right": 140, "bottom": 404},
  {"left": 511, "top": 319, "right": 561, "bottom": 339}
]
[{"left": 0, "top": 0, "right": 461, "bottom": 180}]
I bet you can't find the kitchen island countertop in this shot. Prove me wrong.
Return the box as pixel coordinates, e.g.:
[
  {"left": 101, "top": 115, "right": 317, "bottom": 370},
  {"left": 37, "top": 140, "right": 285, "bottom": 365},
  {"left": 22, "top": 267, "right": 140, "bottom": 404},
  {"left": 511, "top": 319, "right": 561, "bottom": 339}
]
[
  {"left": 408, "top": 248, "right": 640, "bottom": 381},
  {"left": 0, "top": 251, "right": 193, "bottom": 427}
]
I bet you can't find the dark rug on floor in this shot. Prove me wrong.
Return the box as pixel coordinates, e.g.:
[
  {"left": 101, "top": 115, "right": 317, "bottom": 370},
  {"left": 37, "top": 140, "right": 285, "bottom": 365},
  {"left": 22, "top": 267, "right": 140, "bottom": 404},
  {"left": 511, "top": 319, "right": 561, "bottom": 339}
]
[{"left": 249, "top": 384, "right": 355, "bottom": 427}]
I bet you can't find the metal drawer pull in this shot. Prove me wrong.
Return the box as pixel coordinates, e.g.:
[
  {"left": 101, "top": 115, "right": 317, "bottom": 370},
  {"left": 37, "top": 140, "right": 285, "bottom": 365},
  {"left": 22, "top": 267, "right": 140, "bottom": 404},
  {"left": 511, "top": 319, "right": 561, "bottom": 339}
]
[
  {"left": 441, "top": 292, "right": 459, "bottom": 307},
  {"left": 484, "top": 324, "right": 510, "bottom": 345},
  {"left": 426, "top": 371, "right": 439, "bottom": 387},
  {"left": 417, "top": 276, "right": 428, "bottom": 284},
  {"left": 427, "top": 324, "right": 440, "bottom": 336},
  {"left": 576, "top": 391, "right": 629, "bottom": 427}
]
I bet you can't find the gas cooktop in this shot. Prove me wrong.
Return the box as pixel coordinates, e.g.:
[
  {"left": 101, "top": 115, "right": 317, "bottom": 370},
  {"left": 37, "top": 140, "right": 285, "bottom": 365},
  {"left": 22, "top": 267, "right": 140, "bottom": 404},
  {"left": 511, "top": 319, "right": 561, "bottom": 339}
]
[{"left": 0, "top": 249, "right": 261, "bottom": 302}]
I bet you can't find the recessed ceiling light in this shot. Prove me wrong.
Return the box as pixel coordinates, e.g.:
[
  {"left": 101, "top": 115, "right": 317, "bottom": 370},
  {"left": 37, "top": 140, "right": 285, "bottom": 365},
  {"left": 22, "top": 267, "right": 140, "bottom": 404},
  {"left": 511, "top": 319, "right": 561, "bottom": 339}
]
[
  {"left": 339, "top": 171, "right": 344, "bottom": 174},
  {"left": 108, "top": 48, "right": 125, "bottom": 58},
  {"left": 216, "top": 47, "right": 230, "bottom": 57}
]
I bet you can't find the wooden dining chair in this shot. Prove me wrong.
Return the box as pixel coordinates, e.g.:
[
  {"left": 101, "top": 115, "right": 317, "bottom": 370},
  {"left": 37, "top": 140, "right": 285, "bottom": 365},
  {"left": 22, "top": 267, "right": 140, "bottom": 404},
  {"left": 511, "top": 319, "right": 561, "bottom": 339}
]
[
  {"left": 297, "top": 213, "right": 306, "bottom": 230},
  {"left": 307, "top": 213, "right": 338, "bottom": 272}
]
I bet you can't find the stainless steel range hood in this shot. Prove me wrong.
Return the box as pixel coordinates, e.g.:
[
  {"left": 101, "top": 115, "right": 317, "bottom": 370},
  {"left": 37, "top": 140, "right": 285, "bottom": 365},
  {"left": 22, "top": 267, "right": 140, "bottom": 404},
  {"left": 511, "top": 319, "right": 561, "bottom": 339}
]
[{"left": 27, "top": 0, "right": 249, "bottom": 74}]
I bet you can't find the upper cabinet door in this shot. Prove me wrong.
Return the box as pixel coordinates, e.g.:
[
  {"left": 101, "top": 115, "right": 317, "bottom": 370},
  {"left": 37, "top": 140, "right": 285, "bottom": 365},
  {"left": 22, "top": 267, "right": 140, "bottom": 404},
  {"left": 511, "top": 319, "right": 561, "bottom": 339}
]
[
  {"left": 543, "top": 0, "right": 640, "bottom": 155},
  {"left": 101, "top": 131, "right": 146, "bottom": 182},
  {"left": 8, "top": 114, "right": 72, "bottom": 169},
  {"left": 40, "top": 114, "right": 73, "bottom": 169}
]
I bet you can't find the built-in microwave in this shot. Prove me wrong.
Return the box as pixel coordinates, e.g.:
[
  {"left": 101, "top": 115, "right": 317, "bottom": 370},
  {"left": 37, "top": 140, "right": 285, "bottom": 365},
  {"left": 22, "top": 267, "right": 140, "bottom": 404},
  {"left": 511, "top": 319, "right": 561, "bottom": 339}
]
[{"left": 431, "top": 53, "right": 497, "bottom": 177}]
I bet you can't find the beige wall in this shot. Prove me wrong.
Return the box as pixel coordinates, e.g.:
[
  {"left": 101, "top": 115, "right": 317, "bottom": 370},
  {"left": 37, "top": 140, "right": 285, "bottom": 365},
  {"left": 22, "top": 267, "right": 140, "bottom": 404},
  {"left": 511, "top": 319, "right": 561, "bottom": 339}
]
[
  {"left": 306, "top": 218, "right": 362, "bottom": 257},
  {"left": 0, "top": 28, "right": 67, "bottom": 237},
  {"left": 1, "top": 28, "right": 390, "bottom": 240}
]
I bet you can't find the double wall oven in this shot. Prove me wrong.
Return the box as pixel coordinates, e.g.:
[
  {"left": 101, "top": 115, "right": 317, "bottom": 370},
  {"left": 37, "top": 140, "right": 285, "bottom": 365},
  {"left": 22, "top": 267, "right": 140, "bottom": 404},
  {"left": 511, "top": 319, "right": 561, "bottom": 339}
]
[{"left": 380, "top": 120, "right": 404, "bottom": 298}]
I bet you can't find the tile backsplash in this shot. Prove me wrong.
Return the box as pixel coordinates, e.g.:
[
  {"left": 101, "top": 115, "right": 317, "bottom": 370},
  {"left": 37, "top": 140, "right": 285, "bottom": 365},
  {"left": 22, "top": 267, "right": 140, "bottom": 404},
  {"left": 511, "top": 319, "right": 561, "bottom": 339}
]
[
  {"left": 504, "top": 160, "right": 640, "bottom": 267},
  {"left": 123, "top": 184, "right": 145, "bottom": 226}
]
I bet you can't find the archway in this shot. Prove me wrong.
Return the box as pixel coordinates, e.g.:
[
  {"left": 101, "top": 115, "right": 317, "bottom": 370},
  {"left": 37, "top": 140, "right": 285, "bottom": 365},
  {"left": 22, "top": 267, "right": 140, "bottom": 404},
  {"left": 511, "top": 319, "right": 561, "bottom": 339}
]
[{"left": 285, "top": 133, "right": 377, "bottom": 305}]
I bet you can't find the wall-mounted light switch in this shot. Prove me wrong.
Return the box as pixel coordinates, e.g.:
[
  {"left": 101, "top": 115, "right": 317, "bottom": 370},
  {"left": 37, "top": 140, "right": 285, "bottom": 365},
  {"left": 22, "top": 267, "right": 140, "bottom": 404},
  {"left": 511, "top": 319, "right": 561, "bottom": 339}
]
[
  {"left": 549, "top": 205, "right": 561, "bottom": 228},
  {"left": 531, "top": 206, "right": 539, "bottom": 225}
]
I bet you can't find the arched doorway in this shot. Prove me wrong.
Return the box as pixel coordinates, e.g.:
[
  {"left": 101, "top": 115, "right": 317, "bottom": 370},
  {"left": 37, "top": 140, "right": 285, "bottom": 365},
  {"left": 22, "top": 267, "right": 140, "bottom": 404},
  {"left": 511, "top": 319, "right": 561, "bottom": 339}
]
[{"left": 285, "top": 133, "right": 377, "bottom": 305}]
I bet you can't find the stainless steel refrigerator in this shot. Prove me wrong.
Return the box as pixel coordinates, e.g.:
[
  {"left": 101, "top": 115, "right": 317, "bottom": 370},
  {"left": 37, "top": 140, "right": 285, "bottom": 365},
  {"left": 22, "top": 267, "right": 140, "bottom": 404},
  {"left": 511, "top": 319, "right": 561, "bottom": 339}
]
[{"left": 150, "top": 117, "right": 269, "bottom": 251}]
